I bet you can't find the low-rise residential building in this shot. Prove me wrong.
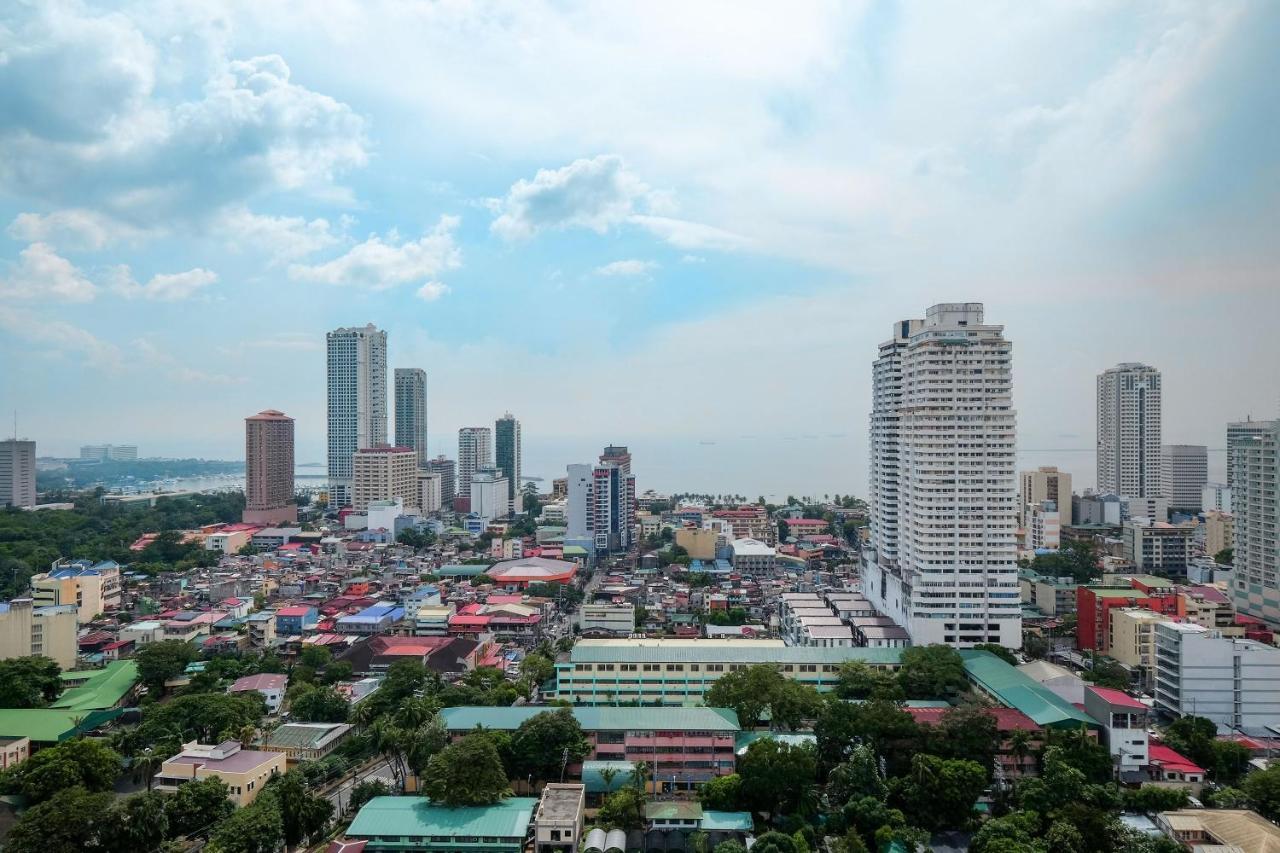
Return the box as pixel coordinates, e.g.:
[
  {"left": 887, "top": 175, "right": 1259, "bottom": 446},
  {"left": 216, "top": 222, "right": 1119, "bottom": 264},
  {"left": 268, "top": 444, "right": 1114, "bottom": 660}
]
[
  {"left": 1154, "top": 621, "right": 1280, "bottom": 735},
  {"left": 153, "top": 740, "right": 286, "bottom": 806},
  {"left": 1108, "top": 608, "right": 1170, "bottom": 687},
  {"left": 1083, "top": 685, "right": 1149, "bottom": 776},
  {"left": 336, "top": 602, "right": 404, "bottom": 634},
  {"left": 262, "top": 722, "right": 353, "bottom": 762},
  {"left": 119, "top": 619, "right": 165, "bottom": 646},
  {"left": 251, "top": 527, "right": 302, "bottom": 549},
  {"left": 346, "top": 796, "right": 539, "bottom": 853},
  {"left": 1157, "top": 809, "right": 1280, "bottom": 852},
  {"left": 0, "top": 736, "right": 30, "bottom": 769},
  {"left": 578, "top": 603, "right": 635, "bottom": 636},
  {"left": 247, "top": 611, "right": 277, "bottom": 648},
  {"left": 533, "top": 784, "right": 585, "bottom": 853},
  {"left": 275, "top": 605, "right": 319, "bottom": 635},
  {"left": 228, "top": 673, "right": 288, "bottom": 714},
  {"left": 730, "top": 538, "right": 776, "bottom": 573}
]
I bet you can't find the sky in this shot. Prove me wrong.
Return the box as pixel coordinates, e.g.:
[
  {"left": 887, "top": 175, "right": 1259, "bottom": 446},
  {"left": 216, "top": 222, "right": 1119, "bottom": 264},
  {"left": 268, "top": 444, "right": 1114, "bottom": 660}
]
[{"left": 2, "top": 0, "right": 1279, "bottom": 498}]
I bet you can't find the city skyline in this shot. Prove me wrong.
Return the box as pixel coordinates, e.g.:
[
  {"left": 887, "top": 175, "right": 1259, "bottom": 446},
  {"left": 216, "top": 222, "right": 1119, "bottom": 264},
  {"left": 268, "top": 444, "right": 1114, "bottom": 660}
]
[{"left": 2, "top": 2, "right": 1279, "bottom": 496}]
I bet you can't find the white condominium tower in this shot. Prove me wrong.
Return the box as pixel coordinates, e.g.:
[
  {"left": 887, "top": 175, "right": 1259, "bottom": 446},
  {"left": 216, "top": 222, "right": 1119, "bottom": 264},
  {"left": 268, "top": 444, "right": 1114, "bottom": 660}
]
[
  {"left": 394, "top": 368, "right": 429, "bottom": 468},
  {"left": 1230, "top": 420, "right": 1280, "bottom": 624},
  {"left": 326, "top": 324, "right": 387, "bottom": 508},
  {"left": 457, "top": 427, "right": 492, "bottom": 499},
  {"left": 862, "top": 303, "right": 1021, "bottom": 648},
  {"left": 1097, "top": 363, "right": 1162, "bottom": 502}
]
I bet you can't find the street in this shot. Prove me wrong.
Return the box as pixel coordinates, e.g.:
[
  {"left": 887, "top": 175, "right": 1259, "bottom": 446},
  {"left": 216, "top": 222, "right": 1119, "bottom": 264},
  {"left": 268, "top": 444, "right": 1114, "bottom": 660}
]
[{"left": 325, "top": 759, "right": 397, "bottom": 815}]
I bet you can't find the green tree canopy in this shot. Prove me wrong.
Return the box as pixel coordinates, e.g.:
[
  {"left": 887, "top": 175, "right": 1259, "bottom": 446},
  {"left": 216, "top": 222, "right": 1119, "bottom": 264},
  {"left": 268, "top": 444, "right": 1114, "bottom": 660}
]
[
  {"left": 288, "top": 684, "right": 350, "bottom": 723},
  {"left": 99, "top": 790, "right": 170, "bottom": 853},
  {"left": 0, "top": 737, "right": 122, "bottom": 804},
  {"left": 2, "top": 785, "right": 115, "bottom": 853},
  {"left": 510, "top": 707, "right": 591, "bottom": 783},
  {"left": 705, "top": 664, "right": 822, "bottom": 729},
  {"left": 0, "top": 656, "right": 63, "bottom": 708},
  {"left": 737, "top": 739, "right": 818, "bottom": 816},
  {"left": 699, "top": 773, "right": 743, "bottom": 811},
  {"left": 1243, "top": 763, "right": 1280, "bottom": 822},
  {"left": 834, "top": 660, "right": 904, "bottom": 701},
  {"left": 897, "top": 645, "right": 969, "bottom": 699},
  {"left": 888, "top": 754, "right": 986, "bottom": 832},
  {"left": 422, "top": 733, "right": 511, "bottom": 806},
  {"left": 165, "top": 776, "right": 236, "bottom": 837},
  {"left": 135, "top": 639, "right": 199, "bottom": 690}
]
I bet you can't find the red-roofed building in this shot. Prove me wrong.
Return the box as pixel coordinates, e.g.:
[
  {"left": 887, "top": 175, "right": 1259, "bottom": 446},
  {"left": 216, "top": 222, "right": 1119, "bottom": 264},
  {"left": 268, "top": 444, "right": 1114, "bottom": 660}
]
[
  {"left": 782, "top": 518, "right": 828, "bottom": 538},
  {"left": 1147, "top": 743, "right": 1205, "bottom": 784},
  {"left": 907, "top": 706, "right": 1045, "bottom": 778},
  {"left": 1077, "top": 580, "right": 1180, "bottom": 652},
  {"left": 487, "top": 557, "right": 578, "bottom": 589}
]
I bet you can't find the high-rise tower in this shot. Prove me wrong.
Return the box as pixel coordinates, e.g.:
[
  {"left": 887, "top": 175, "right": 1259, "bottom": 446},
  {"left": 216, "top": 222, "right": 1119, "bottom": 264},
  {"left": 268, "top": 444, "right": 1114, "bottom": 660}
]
[
  {"left": 457, "top": 427, "right": 492, "bottom": 500},
  {"left": 1229, "top": 420, "right": 1280, "bottom": 624},
  {"left": 244, "top": 410, "right": 296, "bottom": 525},
  {"left": 1097, "top": 363, "right": 1162, "bottom": 502},
  {"left": 495, "top": 413, "right": 522, "bottom": 507},
  {"left": 326, "top": 324, "right": 387, "bottom": 508},
  {"left": 394, "top": 368, "right": 428, "bottom": 468},
  {"left": 0, "top": 439, "right": 36, "bottom": 509},
  {"left": 861, "top": 303, "right": 1020, "bottom": 648}
]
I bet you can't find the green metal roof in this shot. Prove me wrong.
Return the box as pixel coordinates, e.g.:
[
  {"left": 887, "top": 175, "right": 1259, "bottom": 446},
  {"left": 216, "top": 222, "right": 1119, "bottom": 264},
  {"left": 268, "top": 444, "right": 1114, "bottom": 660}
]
[
  {"left": 563, "top": 546, "right": 589, "bottom": 556},
  {"left": 0, "top": 708, "right": 123, "bottom": 742},
  {"left": 51, "top": 661, "right": 138, "bottom": 712},
  {"left": 581, "top": 761, "right": 637, "bottom": 793},
  {"left": 646, "top": 801, "right": 703, "bottom": 821},
  {"left": 440, "top": 706, "right": 740, "bottom": 733},
  {"left": 567, "top": 642, "right": 902, "bottom": 666},
  {"left": 347, "top": 797, "right": 537, "bottom": 840},
  {"left": 700, "top": 811, "right": 753, "bottom": 831},
  {"left": 959, "top": 650, "right": 1098, "bottom": 729},
  {"left": 264, "top": 722, "right": 350, "bottom": 749},
  {"left": 438, "top": 564, "right": 489, "bottom": 576}
]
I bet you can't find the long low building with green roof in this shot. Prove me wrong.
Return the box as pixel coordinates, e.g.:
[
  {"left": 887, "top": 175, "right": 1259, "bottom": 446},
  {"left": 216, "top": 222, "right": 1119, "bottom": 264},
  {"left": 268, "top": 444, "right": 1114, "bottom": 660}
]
[
  {"left": 548, "top": 640, "right": 1099, "bottom": 732},
  {"left": 51, "top": 660, "right": 139, "bottom": 712},
  {"left": 442, "top": 706, "right": 740, "bottom": 792},
  {"left": 346, "top": 796, "right": 538, "bottom": 853}
]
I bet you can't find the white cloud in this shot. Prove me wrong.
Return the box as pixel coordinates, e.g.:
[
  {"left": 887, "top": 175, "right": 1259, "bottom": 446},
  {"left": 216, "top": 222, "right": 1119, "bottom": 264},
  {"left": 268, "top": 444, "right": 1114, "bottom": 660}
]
[
  {"left": 0, "top": 307, "right": 121, "bottom": 369},
  {"left": 7, "top": 209, "right": 151, "bottom": 250},
  {"left": 133, "top": 338, "right": 244, "bottom": 384},
  {"left": 490, "top": 155, "right": 653, "bottom": 240},
  {"left": 0, "top": 5, "right": 369, "bottom": 226},
  {"left": 629, "top": 215, "right": 750, "bottom": 251},
  {"left": 0, "top": 243, "right": 97, "bottom": 302},
  {"left": 217, "top": 207, "right": 343, "bottom": 262},
  {"left": 416, "top": 281, "right": 450, "bottom": 301},
  {"left": 594, "top": 259, "right": 657, "bottom": 277},
  {"left": 288, "top": 216, "right": 461, "bottom": 290},
  {"left": 111, "top": 266, "right": 218, "bottom": 301}
]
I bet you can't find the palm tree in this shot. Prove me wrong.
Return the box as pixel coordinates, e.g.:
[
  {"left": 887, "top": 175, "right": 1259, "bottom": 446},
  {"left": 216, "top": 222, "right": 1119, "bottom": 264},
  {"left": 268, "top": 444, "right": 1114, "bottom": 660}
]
[
  {"left": 132, "top": 749, "right": 165, "bottom": 792},
  {"left": 1008, "top": 729, "right": 1033, "bottom": 775}
]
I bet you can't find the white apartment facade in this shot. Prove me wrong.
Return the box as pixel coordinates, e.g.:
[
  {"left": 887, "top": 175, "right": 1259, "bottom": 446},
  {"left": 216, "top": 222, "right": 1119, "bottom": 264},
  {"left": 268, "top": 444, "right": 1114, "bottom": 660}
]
[
  {"left": 1202, "top": 482, "right": 1232, "bottom": 513},
  {"left": 352, "top": 447, "right": 418, "bottom": 513},
  {"left": 578, "top": 603, "right": 635, "bottom": 636},
  {"left": 861, "top": 303, "right": 1022, "bottom": 648},
  {"left": 1123, "top": 519, "right": 1193, "bottom": 574},
  {"left": 1154, "top": 621, "right": 1280, "bottom": 735},
  {"left": 1162, "top": 444, "right": 1208, "bottom": 513},
  {"left": 457, "top": 427, "right": 492, "bottom": 500},
  {"left": 470, "top": 467, "right": 511, "bottom": 522},
  {"left": 327, "top": 325, "right": 388, "bottom": 508},
  {"left": 417, "top": 471, "right": 443, "bottom": 514},
  {"left": 1026, "top": 501, "right": 1061, "bottom": 550},
  {"left": 1230, "top": 419, "right": 1280, "bottom": 625},
  {"left": 1097, "top": 363, "right": 1163, "bottom": 505}
]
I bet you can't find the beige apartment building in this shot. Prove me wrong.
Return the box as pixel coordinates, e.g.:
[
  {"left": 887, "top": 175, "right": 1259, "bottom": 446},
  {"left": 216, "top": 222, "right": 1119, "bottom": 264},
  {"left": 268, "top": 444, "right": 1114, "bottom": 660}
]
[
  {"left": 153, "top": 741, "right": 286, "bottom": 806},
  {"left": 1019, "top": 466, "right": 1072, "bottom": 527},
  {"left": 0, "top": 599, "right": 78, "bottom": 669},
  {"left": 352, "top": 446, "right": 418, "bottom": 513},
  {"left": 1205, "top": 510, "right": 1234, "bottom": 558},
  {"left": 244, "top": 410, "right": 297, "bottom": 525},
  {"left": 1108, "top": 608, "right": 1169, "bottom": 676},
  {"left": 675, "top": 527, "right": 719, "bottom": 561},
  {"left": 31, "top": 562, "right": 122, "bottom": 622}
]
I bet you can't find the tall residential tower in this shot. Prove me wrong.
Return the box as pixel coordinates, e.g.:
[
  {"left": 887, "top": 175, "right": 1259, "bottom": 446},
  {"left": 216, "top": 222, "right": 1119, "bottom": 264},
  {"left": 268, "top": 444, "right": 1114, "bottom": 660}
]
[
  {"left": 394, "top": 368, "right": 428, "bottom": 468},
  {"left": 244, "top": 410, "right": 296, "bottom": 525},
  {"left": 1097, "top": 363, "right": 1162, "bottom": 504},
  {"left": 495, "top": 413, "right": 522, "bottom": 507},
  {"left": 0, "top": 439, "right": 36, "bottom": 509},
  {"left": 457, "top": 427, "right": 492, "bottom": 500},
  {"left": 861, "top": 303, "right": 1021, "bottom": 648},
  {"left": 326, "top": 324, "right": 387, "bottom": 508},
  {"left": 1230, "top": 420, "right": 1280, "bottom": 625}
]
